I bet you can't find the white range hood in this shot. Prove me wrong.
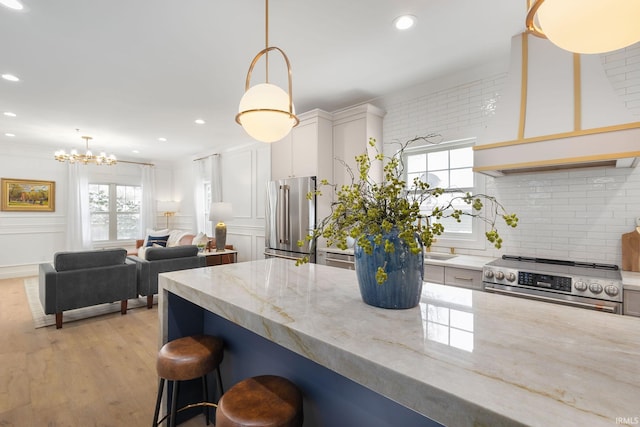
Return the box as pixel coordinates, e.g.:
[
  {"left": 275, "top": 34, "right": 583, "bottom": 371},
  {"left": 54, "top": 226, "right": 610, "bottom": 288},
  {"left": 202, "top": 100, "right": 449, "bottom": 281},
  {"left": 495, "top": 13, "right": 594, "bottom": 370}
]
[{"left": 474, "top": 33, "right": 640, "bottom": 177}]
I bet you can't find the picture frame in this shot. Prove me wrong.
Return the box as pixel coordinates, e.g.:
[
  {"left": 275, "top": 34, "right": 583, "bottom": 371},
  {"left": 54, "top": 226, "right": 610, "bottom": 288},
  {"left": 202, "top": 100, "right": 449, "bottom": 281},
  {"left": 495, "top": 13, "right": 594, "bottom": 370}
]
[{"left": 1, "top": 178, "right": 55, "bottom": 212}]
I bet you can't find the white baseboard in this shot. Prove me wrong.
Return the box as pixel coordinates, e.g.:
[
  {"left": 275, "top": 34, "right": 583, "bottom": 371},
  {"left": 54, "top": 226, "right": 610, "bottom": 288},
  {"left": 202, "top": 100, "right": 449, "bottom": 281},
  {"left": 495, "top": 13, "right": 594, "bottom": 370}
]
[{"left": 0, "top": 264, "right": 38, "bottom": 279}]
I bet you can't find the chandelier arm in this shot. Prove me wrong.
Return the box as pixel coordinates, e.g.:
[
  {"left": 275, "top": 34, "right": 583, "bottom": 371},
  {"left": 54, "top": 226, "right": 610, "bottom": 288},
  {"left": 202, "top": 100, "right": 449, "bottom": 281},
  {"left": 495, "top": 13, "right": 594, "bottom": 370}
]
[
  {"left": 243, "top": 46, "right": 296, "bottom": 117},
  {"left": 525, "top": 0, "right": 547, "bottom": 39}
]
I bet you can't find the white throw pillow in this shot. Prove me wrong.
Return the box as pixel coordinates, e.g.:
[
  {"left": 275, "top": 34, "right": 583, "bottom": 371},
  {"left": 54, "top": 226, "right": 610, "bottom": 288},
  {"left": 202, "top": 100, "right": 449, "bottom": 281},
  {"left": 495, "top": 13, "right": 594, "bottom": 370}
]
[
  {"left": 191, "top": 232, "right": 207, "bottom": 246},
  {"left": 167, "top": 230, "right": 190, "bottom": 247}
]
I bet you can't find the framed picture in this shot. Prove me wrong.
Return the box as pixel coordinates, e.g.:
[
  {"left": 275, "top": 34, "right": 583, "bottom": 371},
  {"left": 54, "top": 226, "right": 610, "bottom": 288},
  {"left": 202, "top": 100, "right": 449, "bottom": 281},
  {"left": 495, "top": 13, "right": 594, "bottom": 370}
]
[{"left": 1, "top": 178, "right": 55, "bottom": 212}]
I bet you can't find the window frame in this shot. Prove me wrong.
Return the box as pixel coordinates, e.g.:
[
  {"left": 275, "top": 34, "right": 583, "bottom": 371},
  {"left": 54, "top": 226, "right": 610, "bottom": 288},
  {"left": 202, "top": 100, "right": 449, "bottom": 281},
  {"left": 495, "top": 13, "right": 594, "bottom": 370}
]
[
  {"left": 401, "top": 138, "right": 487, "bottom": 250},
  {"left": 89, "top": 182, "right": 142, "bottom": 243}
]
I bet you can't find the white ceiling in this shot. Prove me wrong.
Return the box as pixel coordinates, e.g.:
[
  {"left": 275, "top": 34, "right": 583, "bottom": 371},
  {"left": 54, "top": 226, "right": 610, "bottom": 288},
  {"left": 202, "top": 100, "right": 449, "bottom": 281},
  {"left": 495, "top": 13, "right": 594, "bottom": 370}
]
[{"left": 0, "top": 0, "right": 526, "bottom": 163}]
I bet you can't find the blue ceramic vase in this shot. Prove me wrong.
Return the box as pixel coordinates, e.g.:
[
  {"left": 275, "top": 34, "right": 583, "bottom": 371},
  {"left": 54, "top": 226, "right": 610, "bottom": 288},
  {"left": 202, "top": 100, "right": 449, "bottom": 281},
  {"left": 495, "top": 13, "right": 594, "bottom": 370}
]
[{"left": 354, "top": 230, "right": 424, "bottom": 309}]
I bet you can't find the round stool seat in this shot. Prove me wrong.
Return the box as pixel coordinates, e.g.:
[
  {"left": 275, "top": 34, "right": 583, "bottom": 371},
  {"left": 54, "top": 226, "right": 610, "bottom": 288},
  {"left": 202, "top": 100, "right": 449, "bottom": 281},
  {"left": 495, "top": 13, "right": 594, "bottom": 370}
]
[
  {"left": 157, "top": 334, "right": 224, "bottom": 381},
  {"left": 216, "top": 375, "right": 303, "bottom": 427}
]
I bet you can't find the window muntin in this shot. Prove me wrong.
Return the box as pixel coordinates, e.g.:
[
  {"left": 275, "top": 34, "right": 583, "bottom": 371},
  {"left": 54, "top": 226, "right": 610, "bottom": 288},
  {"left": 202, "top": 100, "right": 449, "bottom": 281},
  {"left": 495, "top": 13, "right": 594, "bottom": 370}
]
[{"left": 89, "top": 184, "right": 141, "bottom": 241}]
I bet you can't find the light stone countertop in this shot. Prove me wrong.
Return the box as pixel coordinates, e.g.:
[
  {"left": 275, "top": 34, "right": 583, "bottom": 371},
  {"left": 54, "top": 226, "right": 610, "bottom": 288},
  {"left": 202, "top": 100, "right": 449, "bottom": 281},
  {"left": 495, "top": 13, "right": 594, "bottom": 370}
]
[
  {"left": 160, "top": 259, "right": 640, "bottom": 427},
  {"left": 622, "top": 271, "right": 640, "bottom": 291}
]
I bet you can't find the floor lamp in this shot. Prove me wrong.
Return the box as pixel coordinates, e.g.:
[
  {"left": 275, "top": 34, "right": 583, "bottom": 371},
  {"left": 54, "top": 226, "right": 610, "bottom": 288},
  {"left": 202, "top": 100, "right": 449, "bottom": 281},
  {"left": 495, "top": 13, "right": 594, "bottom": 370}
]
[{"left": 157, "top": 201, "right": 180, "bottom": 229}]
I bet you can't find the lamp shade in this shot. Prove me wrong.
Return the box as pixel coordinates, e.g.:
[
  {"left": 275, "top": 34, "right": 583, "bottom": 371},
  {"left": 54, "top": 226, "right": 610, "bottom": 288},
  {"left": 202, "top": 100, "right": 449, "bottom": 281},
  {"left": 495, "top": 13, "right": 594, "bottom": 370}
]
[
  {"left": 535, "top": 0, "right": 640, "bottom": 54},
  {"left": 209, "top": 202, "right": 233, "bottom": 222},
  {"left": 237, "top": 83, "right": 297, "bottom": 143}
]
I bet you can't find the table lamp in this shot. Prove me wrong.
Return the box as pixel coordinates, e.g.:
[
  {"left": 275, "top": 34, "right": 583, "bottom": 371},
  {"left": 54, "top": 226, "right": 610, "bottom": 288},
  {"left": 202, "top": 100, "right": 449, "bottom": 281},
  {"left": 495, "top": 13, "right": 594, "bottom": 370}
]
[{"left": 209, "top": 202, "right": 233, "bottom": 252}]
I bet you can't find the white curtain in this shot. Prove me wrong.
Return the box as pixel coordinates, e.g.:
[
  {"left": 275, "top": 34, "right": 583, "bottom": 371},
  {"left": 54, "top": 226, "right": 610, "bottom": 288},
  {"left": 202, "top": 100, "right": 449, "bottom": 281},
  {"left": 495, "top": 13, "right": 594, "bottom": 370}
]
[
  {"left": 140, "top": 165, "right": 156, "bottom": 233},
  {"left": 210, "top": 154, "right": 222, "bottom": 204},
  {"left": 193, "top": 158, "right": 208, "bottom": 233},
  {"left": 66, "top": 163, "right": 92, "bottom": 250}
]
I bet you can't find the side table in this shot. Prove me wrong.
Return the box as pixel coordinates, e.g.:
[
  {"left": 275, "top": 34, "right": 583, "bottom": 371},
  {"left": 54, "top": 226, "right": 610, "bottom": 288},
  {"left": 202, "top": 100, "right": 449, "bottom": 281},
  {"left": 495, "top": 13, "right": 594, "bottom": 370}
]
[{"left": 198, "top": 249, "right": 238, "bottom": 267}]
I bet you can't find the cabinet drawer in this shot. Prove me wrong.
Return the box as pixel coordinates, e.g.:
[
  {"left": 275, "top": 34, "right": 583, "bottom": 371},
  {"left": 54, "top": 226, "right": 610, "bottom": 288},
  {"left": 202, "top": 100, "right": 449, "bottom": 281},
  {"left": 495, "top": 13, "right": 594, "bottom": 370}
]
[
  {"left": 623, "top": 289, "right": 640, "bottom": 317},
  {"left": 444, "top": 267, "right": 483, "bottom": 290},
  {"left": 425, "top": 265, "right": 445, "bottom": 284}
]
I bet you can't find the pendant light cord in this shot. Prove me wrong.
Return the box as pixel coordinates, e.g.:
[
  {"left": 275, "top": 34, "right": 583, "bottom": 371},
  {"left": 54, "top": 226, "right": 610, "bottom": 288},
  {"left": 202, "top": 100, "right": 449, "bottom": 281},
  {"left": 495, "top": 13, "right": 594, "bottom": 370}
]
[{"left": 265, "top": 0, "right": 269, "bottom": 83}]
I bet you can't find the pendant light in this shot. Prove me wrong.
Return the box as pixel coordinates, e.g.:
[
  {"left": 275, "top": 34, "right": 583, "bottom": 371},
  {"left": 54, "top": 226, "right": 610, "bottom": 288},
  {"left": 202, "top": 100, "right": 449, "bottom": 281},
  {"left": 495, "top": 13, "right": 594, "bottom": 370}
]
[
  {"left": 526, "top": 0, "right": 640, "bottom": 54},
  {"left": 235, "top": 0, "right": 299, "bottom": 143}
]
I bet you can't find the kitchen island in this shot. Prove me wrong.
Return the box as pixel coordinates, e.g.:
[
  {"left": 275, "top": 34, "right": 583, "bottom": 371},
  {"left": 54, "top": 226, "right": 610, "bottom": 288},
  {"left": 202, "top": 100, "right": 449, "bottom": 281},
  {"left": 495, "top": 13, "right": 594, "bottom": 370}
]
[{"left": 159, "top": 259, "right": 640, "bottom": 427}]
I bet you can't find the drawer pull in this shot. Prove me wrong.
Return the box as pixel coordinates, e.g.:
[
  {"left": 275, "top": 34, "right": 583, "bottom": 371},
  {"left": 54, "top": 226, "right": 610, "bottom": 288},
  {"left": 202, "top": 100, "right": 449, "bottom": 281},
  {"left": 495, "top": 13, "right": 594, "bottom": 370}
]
[{"left": 454, "top": 276, "right": 474, "bottom": 281}]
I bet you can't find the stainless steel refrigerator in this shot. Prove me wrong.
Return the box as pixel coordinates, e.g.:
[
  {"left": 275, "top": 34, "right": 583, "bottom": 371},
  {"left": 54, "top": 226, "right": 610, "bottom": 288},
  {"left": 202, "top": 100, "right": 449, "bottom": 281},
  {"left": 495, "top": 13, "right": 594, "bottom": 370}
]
[{"left": 265, "top": 176, "right": 316, "bottom": 262}]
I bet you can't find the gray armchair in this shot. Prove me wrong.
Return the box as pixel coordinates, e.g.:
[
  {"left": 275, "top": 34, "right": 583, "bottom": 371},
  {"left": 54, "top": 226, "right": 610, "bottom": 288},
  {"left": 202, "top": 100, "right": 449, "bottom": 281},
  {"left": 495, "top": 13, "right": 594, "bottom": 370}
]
[
  {"left": 39, "top": 248, "right": 137, "bottom": 329},
  {"left": 128, "top": 245, "right": 205, "bottom": 308}
]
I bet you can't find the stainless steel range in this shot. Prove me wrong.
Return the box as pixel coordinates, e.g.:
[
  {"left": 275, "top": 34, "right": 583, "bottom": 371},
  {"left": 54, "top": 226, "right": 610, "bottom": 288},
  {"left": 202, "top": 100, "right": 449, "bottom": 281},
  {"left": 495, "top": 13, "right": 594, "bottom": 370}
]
[{"left": 483, "top": 255, "right": 623, "bottom": 314}]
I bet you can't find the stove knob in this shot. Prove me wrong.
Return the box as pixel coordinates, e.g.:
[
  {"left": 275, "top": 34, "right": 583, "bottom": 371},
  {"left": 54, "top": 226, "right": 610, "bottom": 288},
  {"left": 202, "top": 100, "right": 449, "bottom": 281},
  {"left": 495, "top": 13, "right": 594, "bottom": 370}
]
[
  {"left": 604, "top": 285, "right": 619, "bottom": 296},
  {"left": 506, "top": 272, "right": 516, "bottom": 282},
  {"left": 484, "top": 269, "right": 494, "bottom": 279},
  {"left": 589, "top": 283, "right": 603, "bottom": 294},
  {"left": 574, "top": 281, "right": 587, "bottom": 291},
  {"left": 495, "top": 271, "right": 505, "bottom": 280}
]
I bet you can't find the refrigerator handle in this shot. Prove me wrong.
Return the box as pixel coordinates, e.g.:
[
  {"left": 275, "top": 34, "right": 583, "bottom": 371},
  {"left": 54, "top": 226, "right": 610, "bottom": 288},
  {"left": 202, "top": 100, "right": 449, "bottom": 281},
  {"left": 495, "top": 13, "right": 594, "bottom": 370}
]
[{"left": 278, "top": 184, "right": 290, "bottom": 244}]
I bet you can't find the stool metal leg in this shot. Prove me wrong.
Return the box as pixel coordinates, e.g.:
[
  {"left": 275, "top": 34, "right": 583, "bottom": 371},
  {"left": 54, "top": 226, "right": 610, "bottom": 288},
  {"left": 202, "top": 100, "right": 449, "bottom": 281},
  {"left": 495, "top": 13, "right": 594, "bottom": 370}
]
[
  {"left": 202, "top": 375, "right": 210, "bottom": 425},
  {"left": 169, "top": 381, "right": 179, "bottom": 427},
  {"left": 152, "top": 378, "right": 165, "bottom": 427}
]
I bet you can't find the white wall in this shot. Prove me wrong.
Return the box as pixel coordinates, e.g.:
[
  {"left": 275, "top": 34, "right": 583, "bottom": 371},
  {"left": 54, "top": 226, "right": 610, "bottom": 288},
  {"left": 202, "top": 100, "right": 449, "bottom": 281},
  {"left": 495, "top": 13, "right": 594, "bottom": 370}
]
[{"left": 380, "top": 44, "right": 640, "bottom": 264}]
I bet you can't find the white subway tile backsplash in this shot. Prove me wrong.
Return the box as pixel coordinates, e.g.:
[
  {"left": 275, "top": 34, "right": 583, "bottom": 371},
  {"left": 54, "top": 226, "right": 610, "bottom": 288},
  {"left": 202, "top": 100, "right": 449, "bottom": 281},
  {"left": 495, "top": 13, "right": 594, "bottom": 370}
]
[{"left": 383, "top": 47, "right": 640, "bottom": 265}]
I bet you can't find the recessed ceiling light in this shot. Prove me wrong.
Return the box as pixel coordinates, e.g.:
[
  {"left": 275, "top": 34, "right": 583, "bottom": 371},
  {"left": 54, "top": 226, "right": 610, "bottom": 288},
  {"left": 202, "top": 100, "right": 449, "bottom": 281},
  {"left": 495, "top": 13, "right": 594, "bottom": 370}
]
[
  {"left": 4, "top": 112, "right": 17, "bottom": 117},
  {"left": 393, "top": 15, "right": 416, "bottom": 31},
  {"left": 5, "top": 133, "right": 16, "bottom": 137},
  {"left": 158, "top": 137, "right": 167, "bottom": 142},
  {"left": 132, "top": 150, "right": 140, "bottom": 154},
  {"left": 1, "top": 74, "right": 20, "bottom": 82},
  {"left": 194, "top": 119, "right": 205, "bottom": 125},
  {"left": 0, "top": 0, "right": 23, "bottom": 10}
]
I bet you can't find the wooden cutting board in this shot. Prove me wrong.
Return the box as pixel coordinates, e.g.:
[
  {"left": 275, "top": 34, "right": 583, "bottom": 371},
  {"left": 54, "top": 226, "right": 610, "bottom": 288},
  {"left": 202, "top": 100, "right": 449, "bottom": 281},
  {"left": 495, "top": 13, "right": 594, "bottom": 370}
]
[{"left": 622, "top": 228, "right": 640, "bottom": 271}]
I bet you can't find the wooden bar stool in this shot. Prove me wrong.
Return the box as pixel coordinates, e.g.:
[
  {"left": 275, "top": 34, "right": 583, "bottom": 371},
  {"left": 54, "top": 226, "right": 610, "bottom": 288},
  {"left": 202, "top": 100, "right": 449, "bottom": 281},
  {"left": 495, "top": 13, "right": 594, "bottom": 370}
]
[
  {"left": 215, "top": 375, "right": 303, "bottom": 427},
  {"left": 152, "top": 334, "right": 224, "bottom": 427}
]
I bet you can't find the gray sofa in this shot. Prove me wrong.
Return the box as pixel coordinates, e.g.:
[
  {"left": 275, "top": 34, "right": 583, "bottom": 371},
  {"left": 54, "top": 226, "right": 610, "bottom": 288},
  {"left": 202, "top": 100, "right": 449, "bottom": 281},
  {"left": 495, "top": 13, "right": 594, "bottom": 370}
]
[
  {"left": 39, "top": 248, "right": 137, "bottom": 329},
  {"left": 128, "top": 245, "right": 205, "bottom": 308}
]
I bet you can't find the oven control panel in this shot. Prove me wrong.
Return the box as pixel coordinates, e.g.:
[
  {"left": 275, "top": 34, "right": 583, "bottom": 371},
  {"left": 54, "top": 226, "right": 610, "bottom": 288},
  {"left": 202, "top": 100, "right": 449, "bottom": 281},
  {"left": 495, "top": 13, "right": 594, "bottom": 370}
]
[
  {"left": 518, "top": 272, "right": 571, "bottom": 292},
  {"left": 482, "top": 266, "right": 623, "bottom": 302}
]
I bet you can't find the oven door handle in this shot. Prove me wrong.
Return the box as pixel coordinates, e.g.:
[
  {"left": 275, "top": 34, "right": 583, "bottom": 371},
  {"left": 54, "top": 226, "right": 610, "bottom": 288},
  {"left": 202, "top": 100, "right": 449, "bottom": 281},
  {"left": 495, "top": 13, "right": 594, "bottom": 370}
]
[
  {"left": 325, "top": 257, "right": 354, "bottom": 265},
  {"left": 484, "top": 286, "right": 618, "bottom": 313}
]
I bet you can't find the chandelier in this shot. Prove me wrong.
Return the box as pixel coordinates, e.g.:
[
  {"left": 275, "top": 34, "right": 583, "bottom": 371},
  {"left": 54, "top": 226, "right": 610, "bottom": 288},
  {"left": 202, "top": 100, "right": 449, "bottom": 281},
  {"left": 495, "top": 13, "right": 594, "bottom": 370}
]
[
  {"left": 235, "top": 0, "right": 299, "bottom": 143},
  {"left": 526, "top": 0, "right": 640, "bottom": 54},
  {"left": 54, "top": 135, "right": 117, "bottom": 166}
]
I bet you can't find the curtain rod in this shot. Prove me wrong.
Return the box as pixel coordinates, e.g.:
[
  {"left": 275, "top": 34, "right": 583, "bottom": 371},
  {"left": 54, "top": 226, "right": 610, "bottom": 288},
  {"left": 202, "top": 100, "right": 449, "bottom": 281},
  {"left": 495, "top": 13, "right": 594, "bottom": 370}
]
[
  {"left": 117, "top": 159, "right": 155, "bottom": 166},
  {"left": 193, "top": 153, "right": 220, "bottom": 162}
]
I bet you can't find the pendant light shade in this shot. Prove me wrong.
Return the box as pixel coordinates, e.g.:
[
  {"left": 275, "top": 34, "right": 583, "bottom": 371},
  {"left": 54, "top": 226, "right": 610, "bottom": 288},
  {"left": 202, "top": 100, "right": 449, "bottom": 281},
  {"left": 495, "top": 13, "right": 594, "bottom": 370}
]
[
  {"left": 526, "top": 0, "right": 640, "bottom": 54},
  {"left": 237, "top": 82, "right": 297, "bottom": 143},
  {"left": 235, "top": 0, "right": 299, "bottom": 143}
]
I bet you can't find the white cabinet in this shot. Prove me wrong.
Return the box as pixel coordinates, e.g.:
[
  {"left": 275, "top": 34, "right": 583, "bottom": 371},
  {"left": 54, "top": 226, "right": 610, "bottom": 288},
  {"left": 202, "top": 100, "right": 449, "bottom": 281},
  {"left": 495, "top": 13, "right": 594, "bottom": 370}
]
[
  {"left": 624, "top": 289, "right": 640, "bottom": 317},
  {"left": 332, "top": 104, "right": 385, "bottom": 188},
  {"left": 271, "top": 109, "right": 333, "bottom": 181},
  {"left": 424, "top": 263, "right": 484, "bottom": 291}
]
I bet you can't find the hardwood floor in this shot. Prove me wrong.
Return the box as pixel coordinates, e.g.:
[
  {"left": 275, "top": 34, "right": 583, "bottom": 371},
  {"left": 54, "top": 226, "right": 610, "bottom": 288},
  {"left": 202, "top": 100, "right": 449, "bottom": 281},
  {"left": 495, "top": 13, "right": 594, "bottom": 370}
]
[{"left": 0, "top": 276, "right": 205, "bottom": 426}]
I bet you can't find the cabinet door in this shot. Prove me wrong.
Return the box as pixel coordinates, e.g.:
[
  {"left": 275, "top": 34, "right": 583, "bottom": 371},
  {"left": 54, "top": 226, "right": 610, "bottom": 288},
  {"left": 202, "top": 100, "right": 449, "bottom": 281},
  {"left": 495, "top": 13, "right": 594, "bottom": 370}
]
[
  {"left": 444, "top": 267, "right": 483, "bottom": 290},
  {"left": 623, "top": 289, "right": 640, "bottom": 317},
  {"left": 271, "top": 133, "right": 292, "bottom": 180},
  {"left": 425, "top": 264, "right": 445, "bottom": 284},
  {"left": 291, "top": 121, "right": 318, "bottom": 178},
  {"left": 333, "top": 117, "right": 366, "bottom": 188}
]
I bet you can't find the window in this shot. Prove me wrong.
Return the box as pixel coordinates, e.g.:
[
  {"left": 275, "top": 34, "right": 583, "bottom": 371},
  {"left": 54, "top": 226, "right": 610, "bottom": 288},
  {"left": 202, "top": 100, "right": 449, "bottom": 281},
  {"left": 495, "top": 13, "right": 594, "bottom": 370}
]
[
  {"left": 403, "top": 139, "right": 486, "bottom": 249},
  {"left": 89, "top": 184, "right": 142, "bottom": 241}
]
